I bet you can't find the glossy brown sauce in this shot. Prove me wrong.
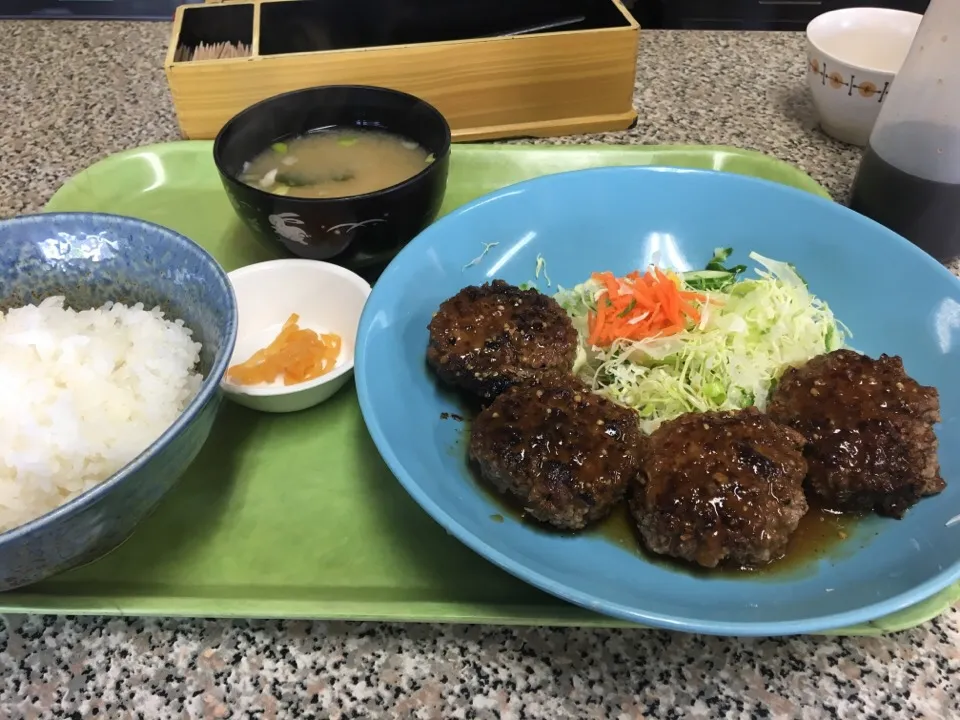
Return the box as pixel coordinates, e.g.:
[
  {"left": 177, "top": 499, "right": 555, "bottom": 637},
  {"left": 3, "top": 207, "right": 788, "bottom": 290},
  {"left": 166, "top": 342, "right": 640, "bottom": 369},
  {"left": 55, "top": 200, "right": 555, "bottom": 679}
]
[
  {"left": 446, "top": 412, "right": 864, "bottom": 579},
  {"left": 592, "top": 502, "right": 863, "bottom": 578}
]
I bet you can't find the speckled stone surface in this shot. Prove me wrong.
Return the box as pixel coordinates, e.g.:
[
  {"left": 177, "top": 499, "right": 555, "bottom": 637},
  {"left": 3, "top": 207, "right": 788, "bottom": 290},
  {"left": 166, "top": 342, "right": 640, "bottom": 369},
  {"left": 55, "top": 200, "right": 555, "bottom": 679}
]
[
  {"left": 0, "top": 21, "right": 863, "bottom": 217},
  {"left": 1, "top": 20, "right": 959, "bottom": 720}
]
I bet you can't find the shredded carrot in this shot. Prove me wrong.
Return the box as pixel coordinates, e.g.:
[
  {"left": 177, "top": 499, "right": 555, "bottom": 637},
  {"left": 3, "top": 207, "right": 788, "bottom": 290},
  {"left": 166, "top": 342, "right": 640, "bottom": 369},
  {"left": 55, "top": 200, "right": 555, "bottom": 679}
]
[
  {"left": 226, "top": 313, "right": 341, "bottom": 386},
  {"left": 586, "top": 268, "right": 706, "bottom": 347}
]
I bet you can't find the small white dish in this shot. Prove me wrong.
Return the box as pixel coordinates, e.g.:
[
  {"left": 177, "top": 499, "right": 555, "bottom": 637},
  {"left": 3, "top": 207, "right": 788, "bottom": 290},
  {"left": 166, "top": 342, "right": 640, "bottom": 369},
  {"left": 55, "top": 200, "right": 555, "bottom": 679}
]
[
  {"left": 806, "top": 8, "right": 922, "bottom": 146},
  {"left": 221, "top": 259, "right": 370, "bottom": 413}
]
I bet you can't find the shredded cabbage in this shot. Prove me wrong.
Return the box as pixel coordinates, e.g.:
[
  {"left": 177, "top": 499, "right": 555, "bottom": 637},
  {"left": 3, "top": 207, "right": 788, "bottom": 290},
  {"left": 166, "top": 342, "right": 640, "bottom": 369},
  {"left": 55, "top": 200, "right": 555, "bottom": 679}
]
[{"left": 554, "top": 252, "right": 848, "bottom": 434}]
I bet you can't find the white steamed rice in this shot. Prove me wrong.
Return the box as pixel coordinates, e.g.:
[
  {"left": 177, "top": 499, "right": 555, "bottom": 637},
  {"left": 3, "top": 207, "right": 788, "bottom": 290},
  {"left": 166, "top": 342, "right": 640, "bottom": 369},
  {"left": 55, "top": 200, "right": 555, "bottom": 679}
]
[{"left": 0, "top": 296, "right": 204, "bottom": 533}]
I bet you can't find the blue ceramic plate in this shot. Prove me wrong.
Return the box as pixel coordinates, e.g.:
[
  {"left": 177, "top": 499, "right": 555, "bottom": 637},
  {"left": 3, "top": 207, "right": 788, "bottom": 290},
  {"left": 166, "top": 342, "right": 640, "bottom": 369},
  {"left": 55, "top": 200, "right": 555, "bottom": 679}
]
[{"left": 355, "top": 167, "right": 960, "bottom": 636}]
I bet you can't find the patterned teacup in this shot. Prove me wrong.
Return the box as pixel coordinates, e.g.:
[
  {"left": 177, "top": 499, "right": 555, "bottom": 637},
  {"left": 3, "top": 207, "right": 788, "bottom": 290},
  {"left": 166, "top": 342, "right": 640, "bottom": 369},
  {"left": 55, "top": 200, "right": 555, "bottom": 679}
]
[{"left": 806, "top": 8, "right": 922, "bottom": 147}]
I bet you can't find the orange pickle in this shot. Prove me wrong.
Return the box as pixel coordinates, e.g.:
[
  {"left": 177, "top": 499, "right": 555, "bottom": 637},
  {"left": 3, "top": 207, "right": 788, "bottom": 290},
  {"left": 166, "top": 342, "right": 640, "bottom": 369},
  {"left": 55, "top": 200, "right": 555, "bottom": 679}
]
[{"left": 226, "top": 313, "right": 341, "bottom": 386}]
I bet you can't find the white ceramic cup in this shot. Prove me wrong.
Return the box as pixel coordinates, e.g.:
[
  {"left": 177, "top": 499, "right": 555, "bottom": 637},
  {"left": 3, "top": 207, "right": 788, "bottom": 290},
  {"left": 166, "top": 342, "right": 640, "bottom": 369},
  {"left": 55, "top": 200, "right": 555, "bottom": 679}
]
[{"left": 806, "top": 8, "right": 922, "bottom": 146}]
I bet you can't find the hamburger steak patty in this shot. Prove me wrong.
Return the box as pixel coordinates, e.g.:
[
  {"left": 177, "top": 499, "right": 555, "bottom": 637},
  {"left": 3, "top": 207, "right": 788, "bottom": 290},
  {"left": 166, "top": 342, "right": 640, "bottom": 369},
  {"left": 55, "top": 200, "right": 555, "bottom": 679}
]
[
  {"left": 469, "top": 374, "right": 644, "bottom": 531},
  {"left": 768, "top": 349, "right": 944, "bottom": 518},
  {"left": 629, "top": 408, "right": 809, "bottom": 569},
  {"left": 427, "top": 280, "right": 577, "bottom": 400}
]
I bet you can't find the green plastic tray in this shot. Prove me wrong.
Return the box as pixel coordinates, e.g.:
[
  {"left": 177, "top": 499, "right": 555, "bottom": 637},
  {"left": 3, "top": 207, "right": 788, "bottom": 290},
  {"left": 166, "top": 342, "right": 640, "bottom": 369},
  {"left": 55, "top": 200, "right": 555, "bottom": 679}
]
[{"left": 7, "top": 141, "right": 955, "bottom": 635}]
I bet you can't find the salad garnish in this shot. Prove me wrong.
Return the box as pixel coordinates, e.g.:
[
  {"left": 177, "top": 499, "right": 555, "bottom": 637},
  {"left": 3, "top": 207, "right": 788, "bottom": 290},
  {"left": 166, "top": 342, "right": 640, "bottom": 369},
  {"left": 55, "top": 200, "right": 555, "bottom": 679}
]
[
  {"left": 586, "top": 268, "right": 706, "bottom": 347},
  {"left": 554, "top": 250, "right": 847, "bottom": 433}
]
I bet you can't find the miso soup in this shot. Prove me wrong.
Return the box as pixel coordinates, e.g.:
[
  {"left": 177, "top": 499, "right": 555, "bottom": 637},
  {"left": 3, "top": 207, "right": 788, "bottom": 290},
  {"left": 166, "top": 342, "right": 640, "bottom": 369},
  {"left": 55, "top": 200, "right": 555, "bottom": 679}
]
[{"left": 239, "top": 127, "right": 434, "bottom": 199}]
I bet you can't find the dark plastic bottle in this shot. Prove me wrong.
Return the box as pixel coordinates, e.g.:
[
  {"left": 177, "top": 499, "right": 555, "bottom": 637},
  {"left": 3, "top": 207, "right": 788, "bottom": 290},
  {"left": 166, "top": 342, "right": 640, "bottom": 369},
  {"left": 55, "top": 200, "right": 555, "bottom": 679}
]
[{"left": 848, "top": 0, "right": 960, "bottom": 263}]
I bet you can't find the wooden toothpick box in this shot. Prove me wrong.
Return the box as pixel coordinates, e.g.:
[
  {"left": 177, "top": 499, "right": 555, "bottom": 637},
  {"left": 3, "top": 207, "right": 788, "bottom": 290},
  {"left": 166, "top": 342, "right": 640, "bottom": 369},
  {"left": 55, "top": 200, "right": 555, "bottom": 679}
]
[{"left": 164, "top": 0, "right": 640, "bottom": 142}]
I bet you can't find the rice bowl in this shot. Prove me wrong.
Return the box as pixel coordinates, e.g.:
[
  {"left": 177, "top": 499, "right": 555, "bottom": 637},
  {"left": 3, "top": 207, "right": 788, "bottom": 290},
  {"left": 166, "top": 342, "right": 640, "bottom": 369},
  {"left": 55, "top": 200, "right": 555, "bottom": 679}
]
[
  {"left": 0, "top": 212, "right": 237, "bottom": 591},
  {"left": 0, "top": 297, "right": 205, "bottom": 534}
]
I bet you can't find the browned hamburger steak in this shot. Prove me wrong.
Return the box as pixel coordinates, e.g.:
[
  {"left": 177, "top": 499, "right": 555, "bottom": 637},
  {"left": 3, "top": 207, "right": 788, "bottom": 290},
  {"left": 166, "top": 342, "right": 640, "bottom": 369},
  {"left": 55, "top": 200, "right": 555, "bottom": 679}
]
[
  {"left": 629, "top": 408, "right": 809, "bottom": 569},
  {"left": 427, "top": 280, "right": 577, "bottom": 401},
  {"left": 768, "top": 349, "right": 944, "bottom": 518},
  {"left": 469, "top": 374, "right": 644, "bottom": 531}
]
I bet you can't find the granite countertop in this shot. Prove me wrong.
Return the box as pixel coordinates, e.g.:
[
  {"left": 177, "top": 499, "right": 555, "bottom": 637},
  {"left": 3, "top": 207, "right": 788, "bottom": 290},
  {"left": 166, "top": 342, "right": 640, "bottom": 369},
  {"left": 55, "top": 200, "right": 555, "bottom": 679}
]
[{"left": 1, "top": 20, "right": 958, "bottom": 720}]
